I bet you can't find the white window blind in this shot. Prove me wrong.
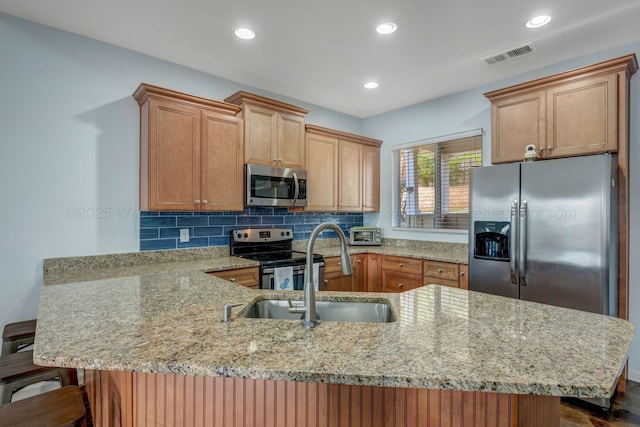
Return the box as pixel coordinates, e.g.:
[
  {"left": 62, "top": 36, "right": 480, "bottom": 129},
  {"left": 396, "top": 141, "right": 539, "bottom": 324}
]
[{"left": 392, "top": 130, "right": 482, "bottom": 231}]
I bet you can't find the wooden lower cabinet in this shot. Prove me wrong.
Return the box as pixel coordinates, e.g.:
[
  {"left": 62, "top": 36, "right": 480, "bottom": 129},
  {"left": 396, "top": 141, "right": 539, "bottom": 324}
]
[
  {"left": 323, "top": 254, "right": 367, "bottom": 292},
  {"left": 208, "top": 267, "right": 259, "bottom": 289},
  {"left": 85, "top": 370, "right": 560, "bottom": 427}
]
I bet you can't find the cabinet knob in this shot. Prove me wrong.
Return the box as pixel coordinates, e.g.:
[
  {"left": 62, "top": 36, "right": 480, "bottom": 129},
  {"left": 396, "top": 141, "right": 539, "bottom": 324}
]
[
  {"left": 547, "top": 147, "right": 552, "bottom": 152},
  {"left": 398, "top": 283, "right": 404, "bottom": 288},
  {"left": 399, "top": 263, "right": 403, "bottom": 267},
  {"left": 195, "top": 199, "right": 201, "bottom": 203},
  {"left": 202, "top": 200, "right": 208, "bottom": 204},
  {"left": 539, "top": 147, "right": 545, "bottom": 153},
  {"left": 323, "top": 279, "right": 328, "bottom": 284},
  {"left": 460, "top": 271, "right": 465, "bottom": 276},
  {"left": 437, "top": 268, "right": 443, "bottom": 273},
  {"left": 357, "top": 259, "right": 362, "bottom": 263},
  {"left": 229, "top": 278, "right": 236, "bottom": 282}
]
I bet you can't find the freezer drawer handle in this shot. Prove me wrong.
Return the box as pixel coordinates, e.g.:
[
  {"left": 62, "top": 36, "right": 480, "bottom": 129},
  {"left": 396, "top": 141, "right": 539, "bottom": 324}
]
[
  {"left": 519, "top": 200, "right": 528, "bottom": 286},
  {"left": 510, "top": 200, "right": 518, "bottom": 285}
]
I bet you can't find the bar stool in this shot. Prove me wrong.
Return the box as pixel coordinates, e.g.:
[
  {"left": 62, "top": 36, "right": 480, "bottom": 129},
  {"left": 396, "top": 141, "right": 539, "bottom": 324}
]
[
  {"left": 0, "top": 385, "right": 87, "bottom": 427},
  {"left": 2, "top": 319, "right": 37, "bottom": 356},
  {"left": 0, "top": 350, "right": 78, "bottom": 404}
]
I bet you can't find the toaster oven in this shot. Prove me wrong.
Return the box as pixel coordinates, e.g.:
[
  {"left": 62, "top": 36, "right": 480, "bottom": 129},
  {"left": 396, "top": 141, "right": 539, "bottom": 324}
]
[{"left": 349, "top": 227, "right": 382, "bottom": 246}]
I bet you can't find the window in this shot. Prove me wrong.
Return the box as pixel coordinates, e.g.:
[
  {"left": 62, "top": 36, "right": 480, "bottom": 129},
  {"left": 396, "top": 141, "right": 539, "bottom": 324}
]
[{"left": 392, "top": 130, "right": 482, "bottom": 231}]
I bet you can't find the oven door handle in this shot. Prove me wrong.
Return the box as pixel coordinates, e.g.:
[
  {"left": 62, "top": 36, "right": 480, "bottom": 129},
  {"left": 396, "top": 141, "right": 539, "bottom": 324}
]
[{"left": 292, "top": 172, "right": 300, "bottom": 205}]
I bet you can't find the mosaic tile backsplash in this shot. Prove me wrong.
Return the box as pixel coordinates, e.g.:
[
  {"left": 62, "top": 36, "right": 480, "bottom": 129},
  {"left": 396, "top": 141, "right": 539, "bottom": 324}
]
[{"left": 140, "top": 208, "right": 364, "bottom": 251}]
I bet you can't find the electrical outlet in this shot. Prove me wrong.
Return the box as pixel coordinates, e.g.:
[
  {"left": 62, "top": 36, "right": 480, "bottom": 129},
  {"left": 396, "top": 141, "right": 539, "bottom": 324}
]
[{"left": 179, "top": 229, "right": 190, "bottom": 243}]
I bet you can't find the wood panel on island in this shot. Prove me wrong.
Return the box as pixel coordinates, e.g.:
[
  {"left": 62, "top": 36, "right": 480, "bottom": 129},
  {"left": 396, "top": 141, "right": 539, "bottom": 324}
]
[
  {"left": 224, "top": 91, "right": 309, "bottom": 169},
  {"left": 305, "top": 125, "right": 382, "bottom": 213},
  {"left": 133, "top": 84, "right": 244, "bottom": 211}
]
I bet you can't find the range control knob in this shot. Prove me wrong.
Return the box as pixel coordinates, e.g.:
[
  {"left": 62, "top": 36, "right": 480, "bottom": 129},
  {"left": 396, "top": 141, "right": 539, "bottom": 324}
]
[
  {"left": 243, "top": 233, "right": 249, "bottom": 238},
  {"left": 236, "top": 233, "right": 242, "bottom": 239},
  {"left": 281, "top": 231, "right": 285, "bottom": 236}
]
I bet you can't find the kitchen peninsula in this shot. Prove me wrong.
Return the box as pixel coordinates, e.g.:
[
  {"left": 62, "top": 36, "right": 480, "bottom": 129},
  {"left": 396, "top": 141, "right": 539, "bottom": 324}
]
[{"left": 35, "top": 249, "right": 634, "bottom": 426}]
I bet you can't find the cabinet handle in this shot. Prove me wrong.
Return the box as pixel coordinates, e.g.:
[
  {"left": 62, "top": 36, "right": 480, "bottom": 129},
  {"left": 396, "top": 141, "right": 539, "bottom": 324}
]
[
  {"left": 202, "top": 200, "right": 208, "bottom": 204},
  {"left": 398, "top": 283, "right": 404, "bottom": 288},
  {"left": 437, "top": 268, "right": 443, "bottom": 273},
  {"left": 460, "top": 271, "right": 465, "bottom": 276},
  {"left": 399, "top": 263, "right": 403, "bottom": 267},
  {"left": 357, "top": 259, "right": 362, "bottom": 263},
  {"left": 323, "top": 279, "right": 328, "bottom": 284},
  {"left": 547, "top": 147, "right": 552, "bottom": 152},
  {"left": 229, "top": 278, "right": 236, "bottom": 282},
  {"left": 195, "top": 200, "right": 201, "bottom": 203}
]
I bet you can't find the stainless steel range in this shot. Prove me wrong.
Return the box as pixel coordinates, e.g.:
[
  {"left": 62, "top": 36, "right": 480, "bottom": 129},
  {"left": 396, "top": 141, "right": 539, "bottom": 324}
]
[{"left": 230, "top": 228, "right": 325, "bottom": 290}]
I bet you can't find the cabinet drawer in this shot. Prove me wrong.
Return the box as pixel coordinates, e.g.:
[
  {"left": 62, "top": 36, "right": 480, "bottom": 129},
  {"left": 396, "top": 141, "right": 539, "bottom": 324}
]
[
  {"left": 208, "top": 267, "right": 259, "bottom": 289},
  {"left": 423, "top": 277, "right": 459, "bottom": 288},
  {"left": 423, "top": 261, "right": 459, "bottom": 281},
  {"left": 382, "top": 270, "right": 423, "bottom": 292},
  {"left": 382, "top": 255, "right": 423, "bottom": 275}
]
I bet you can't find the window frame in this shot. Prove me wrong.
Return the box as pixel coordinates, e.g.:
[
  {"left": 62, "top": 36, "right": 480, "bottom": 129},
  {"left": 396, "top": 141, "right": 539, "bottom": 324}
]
[{"left": 391, "top": 129, "right": 483, "bottom": 233}]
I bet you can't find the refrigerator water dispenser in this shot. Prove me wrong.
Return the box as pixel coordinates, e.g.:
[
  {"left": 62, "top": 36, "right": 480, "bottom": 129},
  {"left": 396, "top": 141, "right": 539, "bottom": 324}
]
[{"left": 474, "top": 221, "right": 510, "bottom": 261}]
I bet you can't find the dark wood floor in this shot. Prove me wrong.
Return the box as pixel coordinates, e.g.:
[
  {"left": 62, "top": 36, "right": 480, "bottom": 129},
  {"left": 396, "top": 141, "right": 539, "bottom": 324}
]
[{"left": 561, "top": 380, "right": 640, "bottom": 426}]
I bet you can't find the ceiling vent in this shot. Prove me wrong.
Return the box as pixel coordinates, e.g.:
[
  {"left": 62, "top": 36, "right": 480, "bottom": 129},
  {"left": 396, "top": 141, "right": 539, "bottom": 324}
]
[{"left": 483, "top": 42, "right": 536, "bottom": 65}]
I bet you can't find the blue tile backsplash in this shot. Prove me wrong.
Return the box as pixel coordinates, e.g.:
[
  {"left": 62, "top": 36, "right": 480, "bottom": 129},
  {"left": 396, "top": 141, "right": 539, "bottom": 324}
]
[{"left": 140, "top": 208, "right": 363, "bottom": 251}]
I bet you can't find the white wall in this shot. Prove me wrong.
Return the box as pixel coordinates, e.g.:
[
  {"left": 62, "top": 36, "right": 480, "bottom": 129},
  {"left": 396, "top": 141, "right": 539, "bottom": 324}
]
[
  {"left": 363, "top": 40, "right": 640, "bottom": 381},
  {"left": 0, "top": 13, "right": 361, "bottom": 332}
]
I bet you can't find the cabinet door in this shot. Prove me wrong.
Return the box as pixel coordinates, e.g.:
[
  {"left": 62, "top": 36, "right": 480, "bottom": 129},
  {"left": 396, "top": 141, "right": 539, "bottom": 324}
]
[
  {"left": 305, "top": 133, "right": 338, "bottom": 211},
  {"left": 367, "top": 254, "right": 382, "bottom": 292},
  {"left": 546, "top": 74, "right": 617, "bottom": 158},
  {"left": 201, "top": 111, "right": 244, "bottom": 211},
  {"left": 338, "top": 140, "right": 363, "bottom": 211},
  {"left": 491, "top": 91, "right": 546, "bottom": 164},
  {"left": 277, "top": 112, "right": 306, "bottom": 169},
  {"left": 243, "top": 104, "right": 278, "bottom": 166},
  {"left": 459, "top": 264, "right": 469, "bottom": 290},
  {"left": 145, "top": 99, "right": 201, "bottom": 210},
  {"left": 352, "top": 254, "right": 367, "bottom": 292},
  {"left": 362, "top": 145, "right": 380, "bottom": 212}
]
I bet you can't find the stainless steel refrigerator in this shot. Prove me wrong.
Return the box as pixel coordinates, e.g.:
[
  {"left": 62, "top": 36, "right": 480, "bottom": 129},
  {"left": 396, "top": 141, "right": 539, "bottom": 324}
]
[{"left": 468, "top": 154, "right": 618, "bottom": 410}]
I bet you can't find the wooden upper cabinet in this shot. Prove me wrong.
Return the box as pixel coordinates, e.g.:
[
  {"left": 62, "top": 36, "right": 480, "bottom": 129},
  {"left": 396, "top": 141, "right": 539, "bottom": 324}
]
[
  {"left": 546, "top": 74, "right": 617, "bottom": 158},
  {"left": 305, "top": 132, "right": 339, "bottom": 212},
  {"left": 485, "top": 54, "right": 638, "bottom": 164},
  {"left": 490, "top": 90, "right": 546, "bottom": 163},
  {"left": 225, "top": 91, "right": 309, "bottom": 169},
  {"left": 133, "top": 83, "right": 243, "bottom": 211},
  {"left": 305, "top": 125, "right": 382, "bottom": 213}
]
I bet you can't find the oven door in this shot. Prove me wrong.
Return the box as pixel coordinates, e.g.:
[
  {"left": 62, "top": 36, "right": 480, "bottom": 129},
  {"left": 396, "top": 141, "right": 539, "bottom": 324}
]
[{"left": 261, "top": 263, "right": 325, "bottom": 290}]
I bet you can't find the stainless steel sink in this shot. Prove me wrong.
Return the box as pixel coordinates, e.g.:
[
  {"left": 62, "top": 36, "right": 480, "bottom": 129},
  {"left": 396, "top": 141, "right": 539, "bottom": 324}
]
[{"left": 239, "top": 299, "right": 396, "bottom": 323}]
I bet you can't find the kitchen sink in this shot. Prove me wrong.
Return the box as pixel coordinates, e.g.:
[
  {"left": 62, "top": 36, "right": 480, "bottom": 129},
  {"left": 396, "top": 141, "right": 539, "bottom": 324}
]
[{"left": 239, "top": 299, "right": 396, "bottom": 323}]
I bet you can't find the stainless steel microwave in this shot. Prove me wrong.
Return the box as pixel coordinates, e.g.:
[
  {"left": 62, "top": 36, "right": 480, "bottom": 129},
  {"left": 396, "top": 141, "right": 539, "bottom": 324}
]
[
  {"left": 245, "top": 164, "right": 308, "bottom": 207},
  {"left": 349, "top": 226, "right": 382, "bottom": 246}
]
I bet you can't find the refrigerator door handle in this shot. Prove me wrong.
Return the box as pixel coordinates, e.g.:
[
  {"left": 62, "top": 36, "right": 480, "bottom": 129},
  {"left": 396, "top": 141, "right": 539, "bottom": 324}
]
[
  {"left": 510, "top": 200, "right": 518, "bottom": 284},
  {"left": 519, "top": 200, "right": 528, "bottom": 286}
]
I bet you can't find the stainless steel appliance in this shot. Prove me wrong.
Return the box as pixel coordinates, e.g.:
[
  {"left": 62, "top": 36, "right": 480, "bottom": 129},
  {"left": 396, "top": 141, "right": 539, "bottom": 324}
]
[
  {"left": 349, "top": 226, "right": 382, "bottom": 246},
  {"left": 469, "top": 153, "right": 618, "bottom": 410},
  {"left": 245, "top": 164, "right": 308, "bottom": 207},
  {"left": 230, "top": 228, "right": 324, "bottom": 290}
]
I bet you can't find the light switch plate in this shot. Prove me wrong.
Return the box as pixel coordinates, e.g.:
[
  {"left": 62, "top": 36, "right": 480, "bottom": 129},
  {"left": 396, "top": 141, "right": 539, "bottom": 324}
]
[{"left": 179, "top": 229, "right": 190, "bottom": 243}]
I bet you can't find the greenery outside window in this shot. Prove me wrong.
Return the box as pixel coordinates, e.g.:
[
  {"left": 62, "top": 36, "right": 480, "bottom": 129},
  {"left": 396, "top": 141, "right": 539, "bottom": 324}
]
[{"left": 392, "top": 130, "right": 482, "bottom": 231}]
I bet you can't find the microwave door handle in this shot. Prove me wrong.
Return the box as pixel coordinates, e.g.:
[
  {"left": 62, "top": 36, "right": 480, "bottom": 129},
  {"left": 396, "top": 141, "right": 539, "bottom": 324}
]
[
  {"left": 292, "top": 172, "right": 300, "bottom": 205},
  {"left": 510, "top": 200, "right": 518, "bottom": 285}
]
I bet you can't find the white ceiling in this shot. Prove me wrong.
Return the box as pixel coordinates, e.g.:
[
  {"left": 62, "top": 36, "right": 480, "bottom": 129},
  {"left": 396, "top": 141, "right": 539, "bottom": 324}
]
[{"left": 2, "top": 0, "right": 640, "bottom": 118}]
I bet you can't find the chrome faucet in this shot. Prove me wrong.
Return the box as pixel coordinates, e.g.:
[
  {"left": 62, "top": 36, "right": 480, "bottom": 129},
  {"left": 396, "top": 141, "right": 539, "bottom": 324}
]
[{"left": 288, "top": 222, "right": 352, "bottom": 328}]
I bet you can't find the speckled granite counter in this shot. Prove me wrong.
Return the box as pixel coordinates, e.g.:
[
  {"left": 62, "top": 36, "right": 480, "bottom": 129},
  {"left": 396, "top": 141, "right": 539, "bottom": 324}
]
[
  {"left": 294, "top": 238, "right": 469, "bottom": 264},
  {"left": 35, "top": 259, "right": 633, "bottom": 399}
]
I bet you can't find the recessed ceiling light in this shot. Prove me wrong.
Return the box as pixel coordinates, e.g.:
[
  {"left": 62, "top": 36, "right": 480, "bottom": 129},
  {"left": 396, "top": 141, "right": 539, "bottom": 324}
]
[
  {"left": 526, "top": 15, "right": 551, "bottom": 28},
  {"left": 234, "top": 28, "right": 255, "bottom": 40},
  {"left": 364, "top": 82, "right": 379, "bottom": 89},
  {"left": 376, "top": 22, "right": 397, "bottom": 35}
]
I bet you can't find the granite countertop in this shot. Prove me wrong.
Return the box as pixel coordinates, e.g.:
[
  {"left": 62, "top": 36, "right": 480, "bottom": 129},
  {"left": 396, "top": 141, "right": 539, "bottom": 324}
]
[{"left": 34, "top": 258, "right": 634, "bottom": 399}]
